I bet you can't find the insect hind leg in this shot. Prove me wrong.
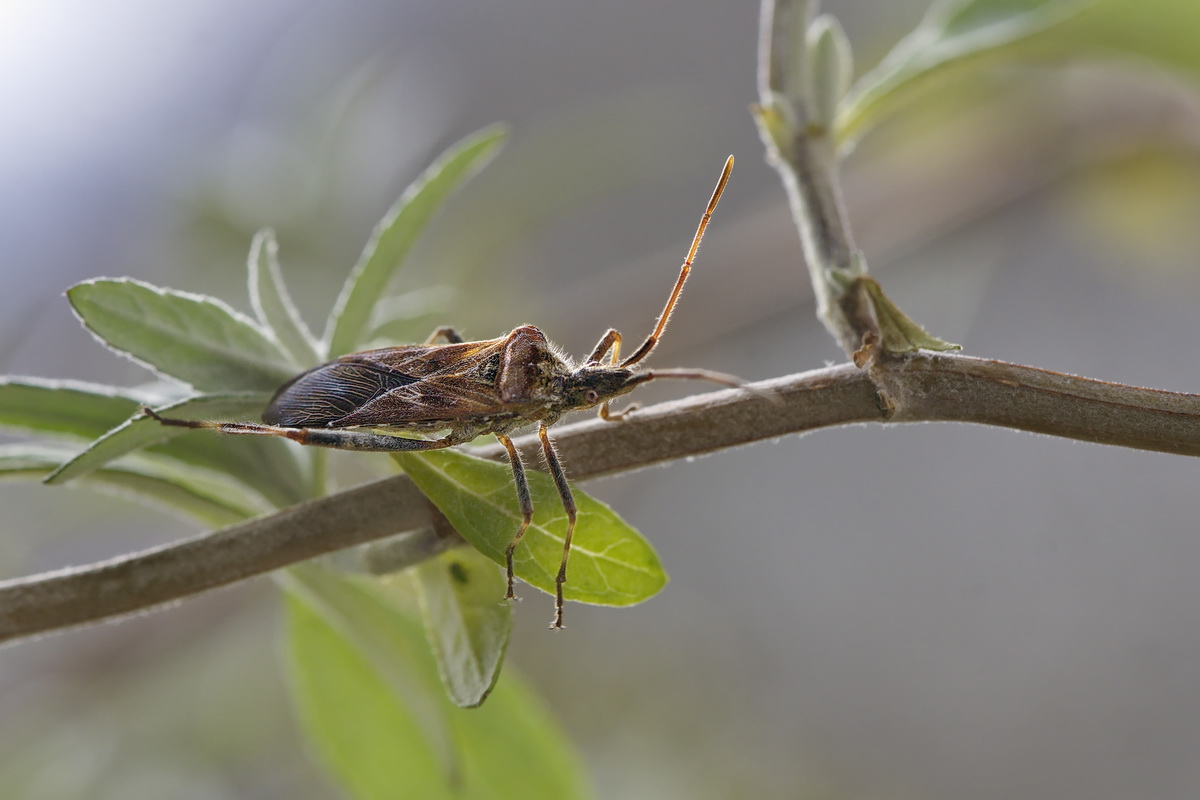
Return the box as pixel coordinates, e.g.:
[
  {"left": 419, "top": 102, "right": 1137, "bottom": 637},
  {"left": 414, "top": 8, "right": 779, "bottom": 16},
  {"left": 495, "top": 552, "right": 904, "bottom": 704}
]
[
  {"left": 142, "top": 407, "right": 459, "bottom": 452},
  {"left": 538, "top": 423, "right": 576, "bottom": 629},
  {"left": 424, "top": 326, "right": 465, "bottom": 344},
  {"left": 497, "top": 434, "right": 533, "bottom": 602}
]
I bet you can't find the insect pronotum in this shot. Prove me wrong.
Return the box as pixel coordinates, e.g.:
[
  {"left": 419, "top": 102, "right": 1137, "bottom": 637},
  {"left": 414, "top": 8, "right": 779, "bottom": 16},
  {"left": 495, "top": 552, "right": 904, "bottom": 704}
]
[{"left": 148, "top": 155, "right": 755, "bottom": 628}]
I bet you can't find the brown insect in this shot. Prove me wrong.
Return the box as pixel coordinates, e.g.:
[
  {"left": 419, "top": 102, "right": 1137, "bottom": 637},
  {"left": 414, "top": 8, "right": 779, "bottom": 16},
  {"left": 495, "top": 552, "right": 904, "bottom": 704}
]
[{"left": 148, "top": 156, "right": 755, "bottom": 628}]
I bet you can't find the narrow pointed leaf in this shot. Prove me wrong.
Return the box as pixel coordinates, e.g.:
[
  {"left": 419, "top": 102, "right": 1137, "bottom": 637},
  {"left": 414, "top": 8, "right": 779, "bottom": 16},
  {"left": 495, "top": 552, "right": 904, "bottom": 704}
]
[
  {"left": 0, "top": 444, "right": 261, "bottom": 526},
  {"left": 43, "top": 393, "right": 307, "bottom": 509},
  {"left": 0, "top": 377, "right": 147, "bottom": 439},
  {"left": 1053, "top": 0, "right": 1200, "bottom": 82},
  {"left": 2, "top": 380, "right": 307, "bottom": 507},
  {"left": 807, "top": 14, "right": 854, "bottom": 131},
  {"left": 414, "top": 548, "right": 512, "bottom": 708},
  {"left": 395, "top": 449, "right": 667, "bottom": 607},
  {"left": 325, "top": 126, "right": 506, "bottom": 357},
  {"left": 248, "top": 229, "right": 323, "bottom": 368},
  {"left": 283, "top": 564, "right": 590, "bottom": 800},
  {"left": 838, "top": 0, "right": 1094, "bottom": 146},
  {"left": 44, "top": 392, "right": 270, "bottom": 485},
  {"left": 146, "top": 425, "right": 311, "bottom": 510},
  {"left": 68, "top": 278, "right": 295, "bottom": 391},
  {"left": 366, "top": 285, "right": 458, "bottom": 345}
]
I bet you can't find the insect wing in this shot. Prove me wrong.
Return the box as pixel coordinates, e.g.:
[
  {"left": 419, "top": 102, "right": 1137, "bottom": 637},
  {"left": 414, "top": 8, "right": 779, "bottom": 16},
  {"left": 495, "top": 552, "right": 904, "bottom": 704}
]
[
  {"left": 352, "top": 338, "right": 503, "bottom": 380},
  {"left": 263, "top": 360, "right": 420, "bottom": 427},
  {"left": 265, "top": 338, "right": 507, "bottom": 428},
  {"left": 332, "top": 373, "right": 507, "bottom": 428}
]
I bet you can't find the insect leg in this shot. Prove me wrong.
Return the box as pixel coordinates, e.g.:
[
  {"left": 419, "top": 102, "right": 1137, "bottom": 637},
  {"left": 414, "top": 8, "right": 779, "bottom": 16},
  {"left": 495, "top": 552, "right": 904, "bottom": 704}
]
[
  {"left": 497, "top": 434, "right": 533, "bottom": 602},
  {"left": 586, "top": 329, "right": 643, "bottom": 421},
  {"left": 586, "top": 328, "right": 634, "bottom": 420},
  {"left": 142, "top": 408, "right": 459, "bottom": 452},
  {"left": 538, "top": 423, "right": 576, "bottom": 629},
  {"left": 598, "top": 401, "right": 639, "bottom": 422},
  {"left": 585, "top": 329, "right": 622, "bottom": 365},
  {"left": 424, "top": 326, "right": 465, "bottom": 344}
]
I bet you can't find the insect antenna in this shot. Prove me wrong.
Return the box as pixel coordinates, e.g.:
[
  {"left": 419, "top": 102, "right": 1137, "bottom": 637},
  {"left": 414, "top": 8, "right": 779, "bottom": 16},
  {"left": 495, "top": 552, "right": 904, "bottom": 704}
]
[{"left": 620, "top": 155, "right": 734, "bottom": 368}]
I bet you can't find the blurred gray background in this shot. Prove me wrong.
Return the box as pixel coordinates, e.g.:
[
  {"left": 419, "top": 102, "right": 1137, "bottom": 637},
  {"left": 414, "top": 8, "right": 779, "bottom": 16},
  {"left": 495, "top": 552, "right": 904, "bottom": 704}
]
[{"left": 5, "top": 1, "right": 1200, "bottom": 798}]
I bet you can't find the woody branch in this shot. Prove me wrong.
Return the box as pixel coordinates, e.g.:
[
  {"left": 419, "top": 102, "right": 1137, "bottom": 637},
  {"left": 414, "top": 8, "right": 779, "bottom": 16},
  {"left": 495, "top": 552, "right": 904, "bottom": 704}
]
[
  {"left": 4, "top": 0, "right": 1200, "bottom": 646},
  {"left": 3, "top": 355, "right": 1200, "bottom": 646}
]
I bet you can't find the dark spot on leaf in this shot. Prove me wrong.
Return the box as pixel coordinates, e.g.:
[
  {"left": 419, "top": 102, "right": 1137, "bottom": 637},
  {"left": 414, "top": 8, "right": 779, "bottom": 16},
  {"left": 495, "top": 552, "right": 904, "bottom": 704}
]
[{"left": 448, "top": 560, "right": 469, "bottom": 585}]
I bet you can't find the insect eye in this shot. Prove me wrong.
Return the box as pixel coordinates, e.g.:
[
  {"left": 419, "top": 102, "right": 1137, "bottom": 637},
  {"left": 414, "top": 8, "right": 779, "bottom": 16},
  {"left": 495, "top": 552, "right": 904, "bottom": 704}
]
[{"left": 585, "top": 389, "right": 599, "bottom": 404}]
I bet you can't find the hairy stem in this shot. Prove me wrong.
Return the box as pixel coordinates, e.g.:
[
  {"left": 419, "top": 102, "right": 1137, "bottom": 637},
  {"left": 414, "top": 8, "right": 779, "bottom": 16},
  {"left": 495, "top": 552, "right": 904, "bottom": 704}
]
[
  {"left": 755, "top": 0, "right": 874, "bottom": 356},
  {"left": 4, "top": 353, "right": 1200, "bottom": 646}
]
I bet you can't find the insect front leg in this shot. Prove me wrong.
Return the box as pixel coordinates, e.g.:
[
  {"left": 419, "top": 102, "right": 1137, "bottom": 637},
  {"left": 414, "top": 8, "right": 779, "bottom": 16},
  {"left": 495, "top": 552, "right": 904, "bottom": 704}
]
[
  {"left": 424, "top": 326, "right": 465, "bottom": 344},
  {"left": 598, "top": 400, "right": 640, "bottom": 422},
  {"left": 142, "top": 408, "right": 459, "bottom": 452},
  {"left": 586, "top": 329, "right": 640, "bottom": 421},
  {"left": 585, "top": 328, "right": 622, "bottom": 365},
  {"left": 497, "top": 434, "right": 533, "bottom": 602},
  {"left": 538, "top": 422, "right": 576, "bottom": 629}
]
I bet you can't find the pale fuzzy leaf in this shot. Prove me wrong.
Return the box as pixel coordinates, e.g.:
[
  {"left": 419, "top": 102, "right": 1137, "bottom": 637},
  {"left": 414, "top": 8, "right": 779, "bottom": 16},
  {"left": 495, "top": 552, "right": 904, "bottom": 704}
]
[
  {"left": 44, "top": 392, "right": 269, "bottom": 485},
  {"left": 807, "top": 14, "right": 854, "bottom": 130},
  {"left": 838, "top": 0, "right": 1095, "bottom": 146},
  {"left": 0, "top": 443, "right": 262, "bottom": 526},
  {"left": 41, "top": 392, "right": 301, "bottom": 502},
  {"left": 2, "top": 380, "right": 307, "bottom": 507},
  {"left": 1055, "top": 0, "right": 1200, "bottom": 82},
  {"left": 325, "top": 126, "right": 506, "bottom": 358},
  {"left": 68, "top": 278, "right": 295, "bottom": 392},
  {"left": 247, "top": 229, "right": 323, "bottom": 368},
  {"left": 0, "top": 377, "right": 147, "bottom": 439}
]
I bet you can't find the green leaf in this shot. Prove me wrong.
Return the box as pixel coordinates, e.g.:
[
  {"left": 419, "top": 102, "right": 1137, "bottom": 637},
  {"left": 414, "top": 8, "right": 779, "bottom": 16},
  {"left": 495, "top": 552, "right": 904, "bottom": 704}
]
[
  {"left": 837, "top": 0, "right": 1095, "bottom": 146},
  {"left": 283, "top": 564, "right": 590, "bottom": 800},
  {"left": 68, "top": 278, "right": 295, "bottom": 392},
  {"left": 859, "top": 276, "right": 962, "bottom": 353},
  {"left": 0, "top": 377, "right": 147, "bottom": 439},
  {"left": 414, "top": 548, "right": 512, "bottom": 708},
  {"left": 152, "top": 432, "right": 310, "bottom": 511},
  {"left": 324, "top": 126, "right": 507, "bottom": 358},
  {"left": 284, "top": 571, "right": 454, "bottom": 800},
  {"left": 365, "top": 285, "right": 459, "bottom": 345},
  {"left": 43, "top": 393, "right": 307, "bottom": 506},
  {"left": 44, "top": 393, "right": 269, "bottom": 486},
  {"left": 0, "top": 443, "right": 261, "bottom": 526},
  {"left": 1054, "top": 0, "right": 1200, "bottom": 81},
  {"left": 447, "top": 660, "right": 593, "bottom": 800},
  {"left": 1, "top": 380, "right": 308, "bottom": 507},
  {"left": 394, "top": 449, "right": 667, "bottom": 608},
  {"left": 807, "top": 14, "right": 854, "bottom": 131},
  {"left": 247, "top": 229, "right": 323, "bottom": 368}
]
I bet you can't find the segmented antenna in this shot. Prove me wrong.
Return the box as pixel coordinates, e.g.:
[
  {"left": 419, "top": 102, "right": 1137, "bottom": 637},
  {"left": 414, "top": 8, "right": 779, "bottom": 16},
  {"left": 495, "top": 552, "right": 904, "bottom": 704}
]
[{"left": 621, "top": 155, "right": 734, "bottom": 368}]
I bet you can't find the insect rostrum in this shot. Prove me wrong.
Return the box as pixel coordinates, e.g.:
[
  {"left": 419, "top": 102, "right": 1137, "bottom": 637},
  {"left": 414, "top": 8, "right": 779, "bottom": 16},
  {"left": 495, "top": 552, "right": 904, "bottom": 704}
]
[{"left": 147, "top": 156, "right": 748, "bottom": 628}]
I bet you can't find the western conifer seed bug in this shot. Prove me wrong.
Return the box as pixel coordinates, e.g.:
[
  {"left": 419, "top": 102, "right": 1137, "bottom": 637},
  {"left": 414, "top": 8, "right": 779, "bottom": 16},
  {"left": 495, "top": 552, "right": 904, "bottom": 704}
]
[{"left": 147, "top": 156, "right": 762, "bottom": 628}]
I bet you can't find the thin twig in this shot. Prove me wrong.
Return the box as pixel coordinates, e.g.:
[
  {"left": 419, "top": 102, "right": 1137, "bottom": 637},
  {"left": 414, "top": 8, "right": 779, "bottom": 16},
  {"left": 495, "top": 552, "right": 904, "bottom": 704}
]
[
  {"left": 4, "top": 353, "right": 1200, "bottom": 646},
  {"left": 755, "top": 0, "right": 874, "bottom": 356}
]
